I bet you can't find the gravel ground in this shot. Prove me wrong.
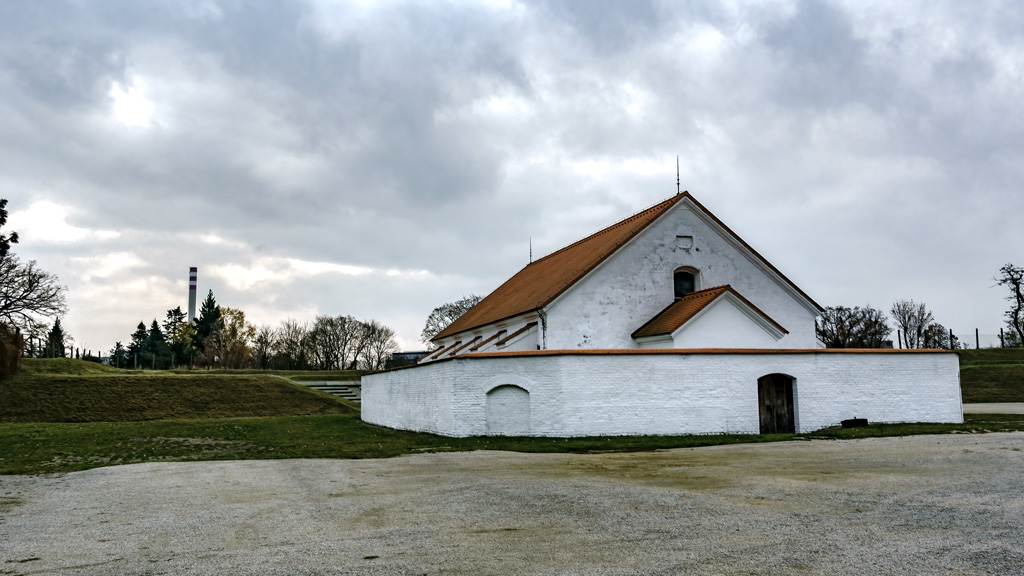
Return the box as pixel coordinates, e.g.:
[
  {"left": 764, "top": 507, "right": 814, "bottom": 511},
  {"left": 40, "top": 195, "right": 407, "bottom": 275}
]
[{"left": 2, "top": 432, "right": 1023, "bottom": 575}]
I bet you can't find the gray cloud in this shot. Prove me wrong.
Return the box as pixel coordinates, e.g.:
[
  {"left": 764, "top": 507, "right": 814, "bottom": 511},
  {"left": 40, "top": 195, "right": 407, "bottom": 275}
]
[{"left": 1, "top": 0, "right": 1021, "bottom": 350}]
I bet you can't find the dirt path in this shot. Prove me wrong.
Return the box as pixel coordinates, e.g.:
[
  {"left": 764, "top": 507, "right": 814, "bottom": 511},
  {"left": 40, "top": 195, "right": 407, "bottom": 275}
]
[
  {"left": 963, "top": 402, "right": 1024, "bottom": 413},
  {"left": 2, "top": 433, "right": 1023, "bottom": 575}
]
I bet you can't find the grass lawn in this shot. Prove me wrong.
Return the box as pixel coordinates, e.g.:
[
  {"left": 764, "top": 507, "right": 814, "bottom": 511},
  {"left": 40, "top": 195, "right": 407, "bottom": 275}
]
[
  {"left": 959, "top": 347, "right": 1024, "bottom": 402},
  {"left": 2, "top": 413, "right": 1023, "bottom": 475},
  {"left": 1, "top": 356, "right": 1023, "bottom": 475}
]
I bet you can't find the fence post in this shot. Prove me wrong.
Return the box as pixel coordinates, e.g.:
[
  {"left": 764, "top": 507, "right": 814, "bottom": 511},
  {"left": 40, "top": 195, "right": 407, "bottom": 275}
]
[
  {"left": 1000, "top": 328, "right": 1004, "bottom": 348},
  {"left": 976, "top": 328, "right": 980, "bottom": 350}
]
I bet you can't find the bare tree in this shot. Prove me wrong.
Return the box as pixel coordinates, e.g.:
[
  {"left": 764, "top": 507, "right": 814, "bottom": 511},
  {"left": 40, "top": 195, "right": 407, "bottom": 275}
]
[
  {"left": 360, "top": 319, "right": 399, "bottom": 370},
  {"left": 273, "top": 319, "right": 309, "bottom": 369},
  {"left": 997, "top": 263, "right": 1024, "bottom": 344},
  {"left": 307, "top": 315, "right": 341, "bottom": 370},
  {"left": 332, "top": 316, "right": 359, "bottom": 369},
  {"left": 421, "top": 294, "right": 482, "bottom": 345},
  {"left": 817, "top": 305, "right": 891, "bottom": 348},
  {"left": 857, "top": 307, "right": 892, "bottom": 348},
  {"left": 0, "top": 255, "right": 67, "bottom": 330},
  {"left": 251, "top": 324, "right": 276, "bottom": 369},
  {"left": 347, "top": 319, "right": 370, "bottom": 370},
  {"left": 0, "top": 199, "right": 27, "bottom": 375},
  {"left": 890, "top": 300, "right": 936, "bottom": 349},
  {"left": 308, "top": 315, "right": 368, "bottom": 370},
  {"left": 923, "top": 322, "right": 952, "bottom": 349},
  {"left": 816, "top": 306, "right": 858, "bottom": 348}
]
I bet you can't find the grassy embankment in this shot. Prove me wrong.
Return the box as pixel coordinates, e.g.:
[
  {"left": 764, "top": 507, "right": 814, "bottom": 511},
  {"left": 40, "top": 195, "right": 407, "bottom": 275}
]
[
  {"left": 1, "top": 358, "right": 357, "bottom": 423},
  {"left": 0, "top": 354, "right": 1022, "bottom": 475},
  {"left": 958, "top": 347, "right": 1024, "bottom": 402}
]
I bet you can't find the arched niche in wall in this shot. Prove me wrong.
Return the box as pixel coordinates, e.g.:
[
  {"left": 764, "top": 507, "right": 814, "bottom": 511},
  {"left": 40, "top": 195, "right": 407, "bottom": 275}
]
[{"left": 486, "top": 385, "right": 531, "bottom": 436}]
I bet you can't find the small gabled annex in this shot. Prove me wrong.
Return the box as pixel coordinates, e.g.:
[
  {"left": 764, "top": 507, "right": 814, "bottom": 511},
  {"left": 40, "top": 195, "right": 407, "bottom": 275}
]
[
  {"left": 363, "top": 190, "right": 962, "bottom": 438},
  {"left": 631, "top": 285, "right": 789, "bottom": 349}
]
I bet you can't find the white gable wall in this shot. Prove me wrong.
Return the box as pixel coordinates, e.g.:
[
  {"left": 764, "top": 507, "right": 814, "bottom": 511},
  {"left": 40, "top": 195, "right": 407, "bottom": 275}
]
[
  {"left": 544, "top": 201, "right": 819, "bottom": 350},
  {"left": 671, "top": 298, "right": 783, "bottom": 348}
]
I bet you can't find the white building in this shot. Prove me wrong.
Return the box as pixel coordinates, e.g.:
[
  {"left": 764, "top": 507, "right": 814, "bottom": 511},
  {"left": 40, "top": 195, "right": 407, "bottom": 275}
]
[{"left": 363, "top": 192, "right": 962, "bottom": 437}]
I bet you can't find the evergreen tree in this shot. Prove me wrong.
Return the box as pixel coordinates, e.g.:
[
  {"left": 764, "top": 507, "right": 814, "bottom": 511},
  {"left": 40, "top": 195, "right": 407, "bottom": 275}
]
[
  {"left": 109, "top": 341, "right": 128, "bottom": 369},
  {"left": 128, "top": 321, "right": 148, "bottom": 369},
  {"left": 146, "top": 319, "right": 170, "bottom": 369},
  {"left": 45, "top": 318, "right": 66, "bottom": 358},
  {"left": 163, "top": 306, "right": 187, "bottom": 333},
  {"left": 163, "top": 306, "right": 189, "bottom": 366},
  {"left": 194, "top": 290, "right": 221, "bottom": 352}
]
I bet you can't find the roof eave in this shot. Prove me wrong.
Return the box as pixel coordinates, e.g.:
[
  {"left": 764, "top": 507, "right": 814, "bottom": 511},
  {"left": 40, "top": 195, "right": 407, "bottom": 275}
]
[{"left": 431, "top": 308, "right": 544, "bottom": 344}]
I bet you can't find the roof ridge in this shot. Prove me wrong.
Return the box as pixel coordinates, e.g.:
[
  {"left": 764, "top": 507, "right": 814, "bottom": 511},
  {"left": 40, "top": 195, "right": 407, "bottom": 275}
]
[
  {"left": 433, "top": 191, "right": 689, "bottom": 341},
  {"left": 687, "top": 284, "right": 730, "bottom": 297},
  {"left": 528, "top": 192, "right": 686, "bottom": 267}
]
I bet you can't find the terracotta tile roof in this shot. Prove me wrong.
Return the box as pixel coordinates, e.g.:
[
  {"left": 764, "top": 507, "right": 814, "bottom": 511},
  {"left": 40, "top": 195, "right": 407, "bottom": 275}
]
[
  {"left": 432, "top": 190, "right": 822, "bottom": 342},
  {"left": 433, "top": 193, "right": 688, "bottom": 341},
  {"left": 631, "top": 285, "right": 788, "bottom": 339}
]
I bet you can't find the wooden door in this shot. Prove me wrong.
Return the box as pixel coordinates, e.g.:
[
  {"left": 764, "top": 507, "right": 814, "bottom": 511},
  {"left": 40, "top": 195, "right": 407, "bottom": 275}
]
[{"left": 758, "top": 374, "right": 795, "bottom": 434}]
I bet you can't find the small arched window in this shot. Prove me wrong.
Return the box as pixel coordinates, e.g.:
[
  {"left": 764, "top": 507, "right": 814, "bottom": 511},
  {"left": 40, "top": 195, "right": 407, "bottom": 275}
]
[{"left": 674, "top": 268, "right": 698, "bottom": 299}]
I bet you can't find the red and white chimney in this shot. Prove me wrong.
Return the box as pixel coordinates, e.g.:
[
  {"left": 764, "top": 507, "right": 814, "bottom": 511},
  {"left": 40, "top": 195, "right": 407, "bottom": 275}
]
[{"left": 188, "top": 267, "right": 197, "bottom": 323}]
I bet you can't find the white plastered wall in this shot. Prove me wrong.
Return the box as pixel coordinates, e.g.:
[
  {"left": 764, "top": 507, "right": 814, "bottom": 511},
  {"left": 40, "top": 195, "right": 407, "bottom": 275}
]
[
  {"left": 361, "top": 351, "right": 962, "bottom": 437},
  {"left": 543, "top": 201, "right": 820, "bottom": 350}
]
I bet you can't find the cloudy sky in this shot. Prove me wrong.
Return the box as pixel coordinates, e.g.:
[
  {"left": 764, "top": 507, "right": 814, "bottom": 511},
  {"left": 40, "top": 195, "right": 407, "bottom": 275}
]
[{"left": 2, "top": 0, "right": 1021, "bottom": 353}]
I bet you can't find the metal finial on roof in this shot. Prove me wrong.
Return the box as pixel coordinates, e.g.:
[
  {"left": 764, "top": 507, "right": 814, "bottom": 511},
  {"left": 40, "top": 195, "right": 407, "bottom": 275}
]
[
  {"left": 529, "top": 236, "right": 532, "bottom": 263},
  {"left": 676, "top": 156, "right": 680, "bottom": 194}
]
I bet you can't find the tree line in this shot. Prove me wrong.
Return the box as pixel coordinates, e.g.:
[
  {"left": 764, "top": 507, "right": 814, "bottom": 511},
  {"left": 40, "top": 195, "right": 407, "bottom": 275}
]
[
  {"left": 110, "top": 289, "right": 400, "bottom": 371},
  {"left": 817, "top": 263, "right": 1024, "bottom": 350},
  {"left": 816, "top": 299, "right": 963, "bottom": 349},
  {"left": 815, "top": 297, "right": 958, "bottom": 348}
]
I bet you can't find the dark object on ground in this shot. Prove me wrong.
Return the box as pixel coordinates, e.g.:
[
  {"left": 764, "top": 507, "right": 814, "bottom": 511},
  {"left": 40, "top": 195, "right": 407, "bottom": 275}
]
[{"left": 842, "top": 418, "right": 869, "bottom": 428}]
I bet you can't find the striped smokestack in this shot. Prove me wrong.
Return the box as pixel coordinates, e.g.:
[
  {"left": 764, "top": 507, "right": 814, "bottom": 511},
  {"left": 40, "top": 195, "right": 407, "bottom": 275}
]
[{"left": 188, "top": 267, "right": 197, "bottom": 323}]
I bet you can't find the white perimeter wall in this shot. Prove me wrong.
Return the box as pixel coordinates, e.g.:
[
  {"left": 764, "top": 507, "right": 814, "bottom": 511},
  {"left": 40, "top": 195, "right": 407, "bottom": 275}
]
[{"left": 361, "top": 351, "right": 962, "bottom": 437}]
